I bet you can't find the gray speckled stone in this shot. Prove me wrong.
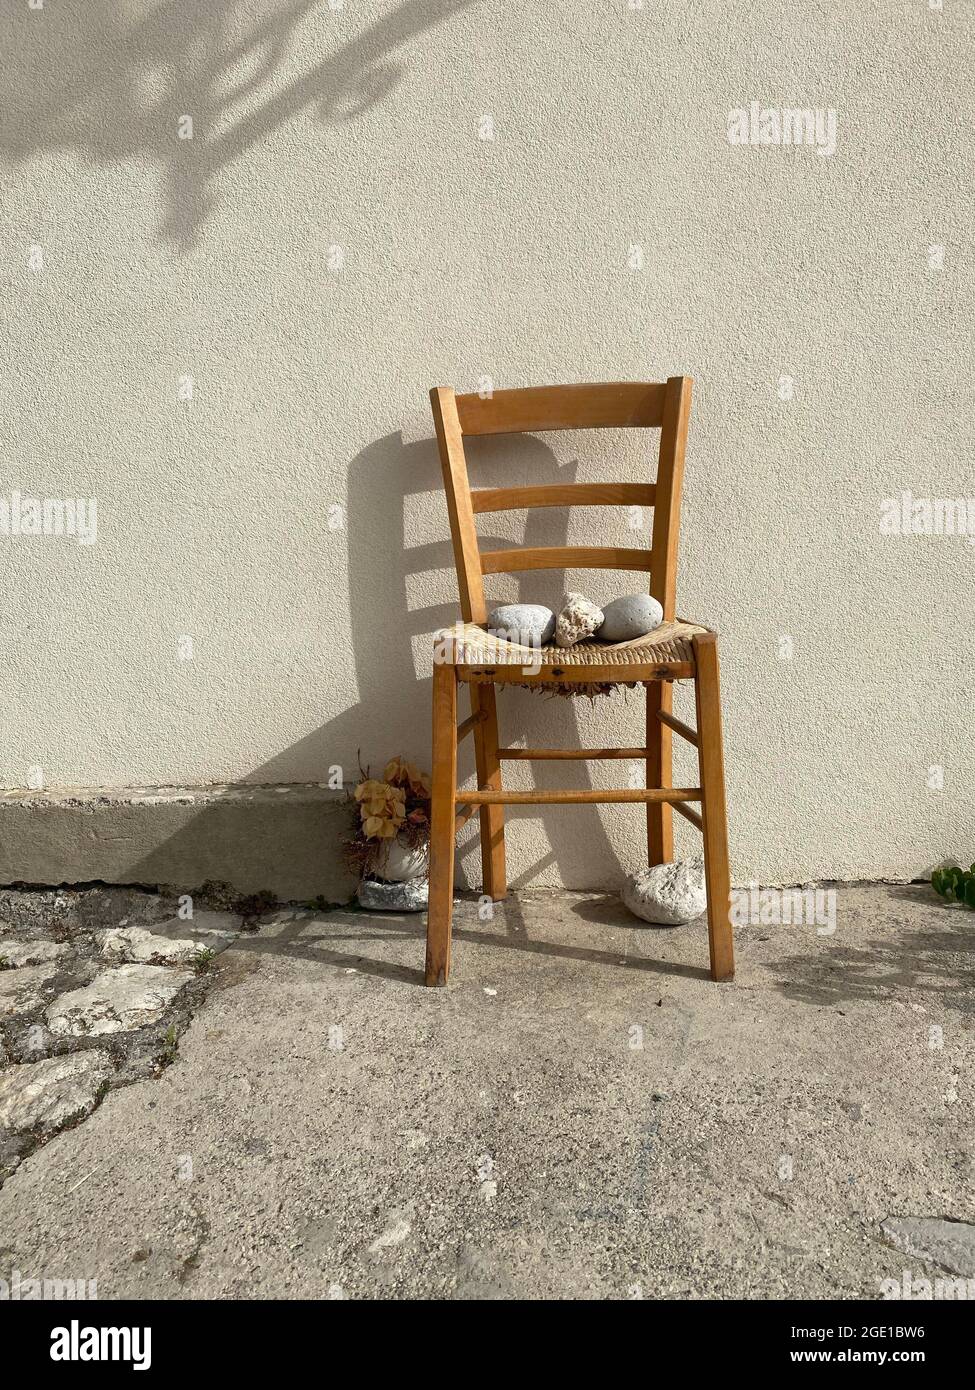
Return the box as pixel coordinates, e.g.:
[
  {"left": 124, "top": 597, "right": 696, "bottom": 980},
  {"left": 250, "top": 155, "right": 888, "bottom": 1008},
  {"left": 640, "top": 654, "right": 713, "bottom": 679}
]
[
  {"left": 555, "top": 593, "right": 604, "bottom": 647},
  {"left": 487, "top": 604, "right": 555, "bottom": 646},
  {"left": 597, "top": 593, "right": 664, "bottom": 642},
  {"left": 622, "top": 859, "right": 707, "bottom": 926},
  {"left": 358, "top": 877, "right": 428, "bottom": 912}
]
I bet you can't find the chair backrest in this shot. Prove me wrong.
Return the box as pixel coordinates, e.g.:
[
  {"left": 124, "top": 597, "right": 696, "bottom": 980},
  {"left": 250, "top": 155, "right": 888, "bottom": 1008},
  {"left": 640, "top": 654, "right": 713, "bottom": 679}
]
[{"left": 429, "top": 377, "right": 692, "bottom": 626}]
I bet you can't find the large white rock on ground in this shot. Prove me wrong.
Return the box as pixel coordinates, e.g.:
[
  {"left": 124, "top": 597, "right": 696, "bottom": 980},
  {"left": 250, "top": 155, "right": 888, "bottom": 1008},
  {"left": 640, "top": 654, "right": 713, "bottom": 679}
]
[
  {"left": 46, "top": 964, "right": 195, "bottom": 1037},
  {"left": 622, "top": 859, "right": 707, "bottom": 925},
  {"left": 0, "top": 1051, "right": 113, "bottom": 1135}
]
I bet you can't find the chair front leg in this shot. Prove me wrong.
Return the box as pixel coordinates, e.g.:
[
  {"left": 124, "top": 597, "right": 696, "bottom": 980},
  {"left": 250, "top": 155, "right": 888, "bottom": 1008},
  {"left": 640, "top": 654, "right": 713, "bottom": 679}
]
[
  {"left": 425, "top": 658, "right": 458, "bottom": 986},
  {"left": 646, "top": 679, "right": 673, "bottom": 866},
  {"left": 692, "top": 633, "right": 734, "bottom": 981},
  {"left": 471, "top": 683, "right": 507, "bottom": 900}
]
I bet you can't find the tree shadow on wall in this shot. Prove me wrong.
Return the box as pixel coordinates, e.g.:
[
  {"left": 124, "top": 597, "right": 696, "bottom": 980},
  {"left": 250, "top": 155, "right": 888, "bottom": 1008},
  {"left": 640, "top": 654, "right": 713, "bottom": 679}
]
[{"left": 4, "top": 0, "right": 479, "bottom": 252}]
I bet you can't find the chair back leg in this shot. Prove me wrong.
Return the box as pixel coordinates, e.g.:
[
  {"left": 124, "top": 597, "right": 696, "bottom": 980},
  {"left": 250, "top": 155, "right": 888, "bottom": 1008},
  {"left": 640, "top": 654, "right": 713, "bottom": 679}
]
[
  {"left": 692, "top": 634, "right": 734, "bottom": 980},
  {"left": 425, "top": 660, "right": 458, "bottom": 985}
]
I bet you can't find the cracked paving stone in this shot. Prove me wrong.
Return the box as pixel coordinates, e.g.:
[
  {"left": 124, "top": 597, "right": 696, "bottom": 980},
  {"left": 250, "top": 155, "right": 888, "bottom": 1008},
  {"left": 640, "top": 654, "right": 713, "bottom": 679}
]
[
  {"left": 880, "top": 1217, "right": 975, "bottom": 1278},
  {"left": 152, "top": 910, "right": 243, "bottom": 938},
  {"left": 0, "top": 887, "right": 253, "bottom": 1189},
  {"left": 101, "top": 914, "right": 241, "bottom": 966},
  {"left": 0, "top": 940, "right": 68, "bottom": 969},
  {"left": 46, "top": 964, "right": 195, "bottom": 1038},
  {"left": 0, "top": 1051, "right": 114, "bottom": 1135},
  {"left": 0, "top": 964, "right": 59, "bottom": 1017}
]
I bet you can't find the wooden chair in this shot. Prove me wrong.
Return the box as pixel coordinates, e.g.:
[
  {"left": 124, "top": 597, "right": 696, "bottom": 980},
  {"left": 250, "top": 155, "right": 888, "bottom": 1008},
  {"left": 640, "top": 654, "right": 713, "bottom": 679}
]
[{"left": 425, "top": 378, "right": 733, "bottom": 986}]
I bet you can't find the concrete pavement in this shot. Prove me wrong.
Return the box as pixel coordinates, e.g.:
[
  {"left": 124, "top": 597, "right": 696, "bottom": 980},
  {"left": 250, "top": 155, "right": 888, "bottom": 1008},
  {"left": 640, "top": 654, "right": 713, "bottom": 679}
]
[{"left": 1, "top": 884, "right": 972, "bottom": 1300}]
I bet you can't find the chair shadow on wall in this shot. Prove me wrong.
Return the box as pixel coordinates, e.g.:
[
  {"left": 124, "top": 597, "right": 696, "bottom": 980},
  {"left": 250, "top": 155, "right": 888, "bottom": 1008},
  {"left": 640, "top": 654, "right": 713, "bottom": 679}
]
[
  {"left": 3, "top": 0, "right": 480, "bottom": 252},
  {"left": 335, "top": 428, "right": 629, "bottom": 898},
  {"left": 127, "top": 427, "right": 629, "bottom": 915}
]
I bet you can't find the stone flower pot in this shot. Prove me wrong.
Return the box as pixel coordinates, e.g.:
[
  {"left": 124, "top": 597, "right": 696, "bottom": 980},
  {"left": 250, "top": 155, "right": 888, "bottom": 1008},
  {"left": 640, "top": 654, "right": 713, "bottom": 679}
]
[{"left": 377, "top": 835, "right": 429, "bottom": 883}]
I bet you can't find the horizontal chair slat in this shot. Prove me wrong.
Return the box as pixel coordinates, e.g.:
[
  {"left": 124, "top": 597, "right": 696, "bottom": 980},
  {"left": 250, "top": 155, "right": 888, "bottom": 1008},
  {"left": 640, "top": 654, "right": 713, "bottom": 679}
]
[
  {"left": 455, "top": 788, "right": 702, "bottom": 805},
  {"left": 455, "top": 383, "right": 667, "bottom": 435},
  {"left": 498, "top": 747, "right": 650, "bottom": 760},
  {"left": 470, "top": 483, "right": 656, "bottom": 514},
  {"left": 480, "top": 545, "right": 653, "bottom": 574}
]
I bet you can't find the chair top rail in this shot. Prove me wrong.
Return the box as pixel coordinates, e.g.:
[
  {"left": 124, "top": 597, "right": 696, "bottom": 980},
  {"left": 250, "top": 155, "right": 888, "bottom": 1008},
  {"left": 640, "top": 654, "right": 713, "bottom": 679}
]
[{"left": 455, "top": 382, "right": 667, "bottom": 436}]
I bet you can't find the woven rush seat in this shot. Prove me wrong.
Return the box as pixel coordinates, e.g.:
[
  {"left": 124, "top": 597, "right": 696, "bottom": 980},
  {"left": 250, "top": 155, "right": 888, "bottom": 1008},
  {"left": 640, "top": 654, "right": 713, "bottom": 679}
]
[{"left": 443, "top": 618, "right": 707, "bottom": 669}]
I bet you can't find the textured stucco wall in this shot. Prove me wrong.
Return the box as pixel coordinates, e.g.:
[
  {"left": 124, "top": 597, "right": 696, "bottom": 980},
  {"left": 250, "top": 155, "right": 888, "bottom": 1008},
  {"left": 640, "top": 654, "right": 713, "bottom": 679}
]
[{"left": 3, "top": 1, "right": 972, "bottom": 888}]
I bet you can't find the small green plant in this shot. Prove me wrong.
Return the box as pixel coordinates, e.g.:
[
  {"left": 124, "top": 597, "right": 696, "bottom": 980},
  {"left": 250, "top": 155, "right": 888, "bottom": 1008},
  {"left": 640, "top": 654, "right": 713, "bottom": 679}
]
[
  {"left": 0, "top": 955, "right": 9, "bottom": 971},
  {"left": 932, "top": 862, "right": 975, "bottom": 909},
  {"left": 160, "top": 1023, "right": 179, "bottom": 1066},
  {"left": 192, "top": 947, "right": 216, "bottom": 975}
]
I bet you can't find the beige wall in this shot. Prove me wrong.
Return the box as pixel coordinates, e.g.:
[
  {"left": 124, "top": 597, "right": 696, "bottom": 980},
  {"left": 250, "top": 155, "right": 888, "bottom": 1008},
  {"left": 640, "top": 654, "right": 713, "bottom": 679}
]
[{"left": 3, "top": 0, "right": 972, "bottom": 888}]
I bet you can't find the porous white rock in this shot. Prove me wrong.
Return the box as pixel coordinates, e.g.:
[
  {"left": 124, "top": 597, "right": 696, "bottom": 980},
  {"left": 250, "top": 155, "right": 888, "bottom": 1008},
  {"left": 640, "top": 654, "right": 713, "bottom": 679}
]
[
  {"left": 0, "top": 1051, "right": 113, "bottom": 1136},
  {"left": 597, "top": 593, "right": 664, "bottom": 642},
  {"left": 358, "top": 877, "right": 428, "bottom": 912},
  {"left": 622, "top": 859, "right": 707, "bottom": 926},
  {"left": 46, "top": 964, "right": 195, "bottom": 1037},
  {"left": 555, "top": 592, "right": 604, "bottom": 647},
  {"left": 487, "top": 604, "right": 555, "bottom": 646},
  {"left": 376, "top": 837, "right": 428, "bottom": 883}
]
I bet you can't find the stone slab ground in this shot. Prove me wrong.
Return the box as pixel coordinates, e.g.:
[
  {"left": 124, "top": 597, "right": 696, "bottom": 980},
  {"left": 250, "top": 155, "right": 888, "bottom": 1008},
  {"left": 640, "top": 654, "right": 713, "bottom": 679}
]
[{"left": 0, "top": 885, "right": 972, "bottom": 1300}]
